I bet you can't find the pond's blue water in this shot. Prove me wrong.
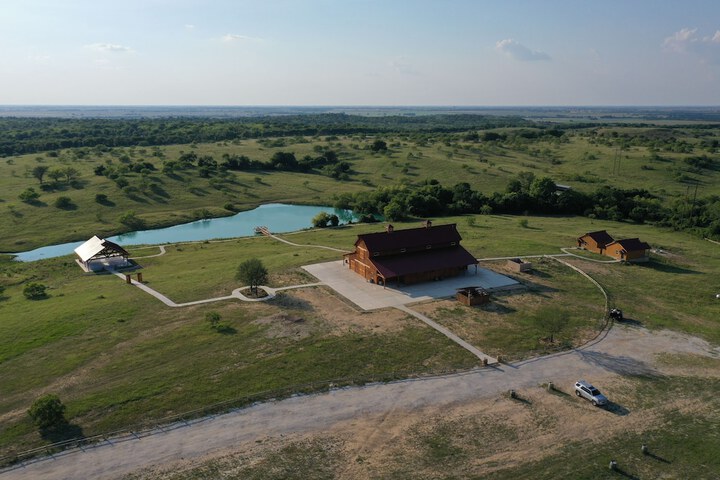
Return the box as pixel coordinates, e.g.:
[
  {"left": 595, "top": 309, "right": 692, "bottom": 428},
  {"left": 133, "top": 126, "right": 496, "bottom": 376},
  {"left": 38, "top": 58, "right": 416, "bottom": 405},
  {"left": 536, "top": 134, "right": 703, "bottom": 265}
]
[{"left": 12, "top": 203, "right": 356, "bottom": 262}]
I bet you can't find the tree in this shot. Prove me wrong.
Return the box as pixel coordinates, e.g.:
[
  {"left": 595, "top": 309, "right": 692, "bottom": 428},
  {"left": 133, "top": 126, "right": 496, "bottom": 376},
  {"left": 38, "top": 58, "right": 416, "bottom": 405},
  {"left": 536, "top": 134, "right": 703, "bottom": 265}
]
[
  {"left": 23, "top": 282, "right": 48, "bottom": 300},
  {"left": 312, "top": 211, "right": 332, "bottom": 228},
  {"left": 533, "top": 307, "right": 570, "bottom": 344},
  {"left": 62, "top": 166, "right": 80, "bottom": 183},
  {"left": 370, "top": 139, "right": 388, "bottom": 152},
  {"left": 47, "top": 169, "right": 64, "bottom": 184},
  {"left": 328, "top": 214, "right": 339, "bottom": 227},
  {"left": 236, "top": 258, "right": 268, "bottom": 295},
  {"left": 28, "top": 394, "right": 66, "bottom": 430},
  {"left": 32, "top": 165, "right": 49, "bottom": 184}
]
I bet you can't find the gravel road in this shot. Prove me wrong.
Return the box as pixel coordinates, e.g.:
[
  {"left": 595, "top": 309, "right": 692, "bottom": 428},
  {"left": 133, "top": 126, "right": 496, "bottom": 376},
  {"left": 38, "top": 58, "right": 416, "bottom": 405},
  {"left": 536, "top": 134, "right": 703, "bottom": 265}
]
[{"left": 3, "top": 325, "right": 716, "bottom": 480}]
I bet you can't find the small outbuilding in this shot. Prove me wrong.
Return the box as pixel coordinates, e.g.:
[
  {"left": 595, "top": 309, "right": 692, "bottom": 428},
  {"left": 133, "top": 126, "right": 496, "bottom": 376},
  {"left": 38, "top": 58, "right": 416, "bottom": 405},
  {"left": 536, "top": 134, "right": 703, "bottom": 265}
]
[
  {"left": 605, "top": 238, "right": 651, "bottom": 262},
  {"left": 507, "top": 258, "right": 532, "bottom": 273},
  {"left": 75, "top": 236, "right": 131, "bottom": 272},
  {"left": 456, "top": 286, "right": 490, "bottom": 306}
]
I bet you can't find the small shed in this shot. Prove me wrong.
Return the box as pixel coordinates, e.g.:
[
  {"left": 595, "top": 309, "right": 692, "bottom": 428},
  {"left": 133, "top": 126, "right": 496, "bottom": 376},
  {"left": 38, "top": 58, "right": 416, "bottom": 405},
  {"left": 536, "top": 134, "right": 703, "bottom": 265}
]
[
  {"left": 507, "top": 258, "right": 532, "bottom": 273},
  {"left": 75, "top": 236, "right": 131, "bottom": 272},
  {"left": 456, "top": 286, "right": 490, "bottom": 306}
]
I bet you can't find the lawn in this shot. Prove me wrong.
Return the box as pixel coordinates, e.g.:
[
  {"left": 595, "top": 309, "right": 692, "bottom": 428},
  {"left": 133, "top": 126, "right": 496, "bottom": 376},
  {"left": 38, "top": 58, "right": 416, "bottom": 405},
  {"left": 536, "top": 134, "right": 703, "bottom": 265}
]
[{"left": 1, "top": 212, "right": 718, "bottom": 459}]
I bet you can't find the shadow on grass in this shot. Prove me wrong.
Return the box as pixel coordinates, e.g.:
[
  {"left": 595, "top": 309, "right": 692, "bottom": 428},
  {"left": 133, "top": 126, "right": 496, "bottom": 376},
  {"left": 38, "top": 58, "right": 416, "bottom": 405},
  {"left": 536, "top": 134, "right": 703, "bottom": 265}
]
[
  {"left": 618, "top": 317, "right": 643, "bottom": 328},
  {"left": 216, "top": 325, "right": 237, "bottom": 335},
  {"left": 613, "top": 466, "right": 640, "bottom": 479},
  {"left": 576, "top": 350, "right": 662, "bottom": 378},
  {"left": 605, "top": 401, "right": 630, "bottom": 416},
  {"left": 646, "top": 451, "right": 671, "bottom": 464},
  {"left": 640, "top": 260, "right": 700, "bottom": 275},
  {"left": 40, "top": 422, "right": 84, "bottom": 444}
]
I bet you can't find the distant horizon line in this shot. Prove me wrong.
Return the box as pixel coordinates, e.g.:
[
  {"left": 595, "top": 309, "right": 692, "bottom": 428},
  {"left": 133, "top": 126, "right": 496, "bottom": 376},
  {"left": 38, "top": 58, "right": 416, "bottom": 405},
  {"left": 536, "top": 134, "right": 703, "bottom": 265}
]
[{"left": 2, "top": 104, "right": 720, "bottom": 109}]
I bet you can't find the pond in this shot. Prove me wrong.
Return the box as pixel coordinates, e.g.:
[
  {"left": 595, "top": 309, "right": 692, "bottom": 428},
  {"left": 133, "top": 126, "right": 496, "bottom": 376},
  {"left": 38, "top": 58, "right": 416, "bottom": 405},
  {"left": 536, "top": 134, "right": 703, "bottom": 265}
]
[{"left": 11, "top": 203, "right": 358, "bottom": 262}]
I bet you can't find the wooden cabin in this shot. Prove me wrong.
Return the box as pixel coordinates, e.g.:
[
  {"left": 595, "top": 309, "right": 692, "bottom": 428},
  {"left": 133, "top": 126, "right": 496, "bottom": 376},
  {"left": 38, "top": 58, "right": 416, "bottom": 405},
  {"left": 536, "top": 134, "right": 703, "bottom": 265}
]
[
  {"left": 605, "top": 238, "right": 651, "bottom": 262},
  {"left": 343, "top": 222, "right": 478, "bottom": 286},
  {"left": 577, "top": 230, "right": 615, "bottom": 254}
]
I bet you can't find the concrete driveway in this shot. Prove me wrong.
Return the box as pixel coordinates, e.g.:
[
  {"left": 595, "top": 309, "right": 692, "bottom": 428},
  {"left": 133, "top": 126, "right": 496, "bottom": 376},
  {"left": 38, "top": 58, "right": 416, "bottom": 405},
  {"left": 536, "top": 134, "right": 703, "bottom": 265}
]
[{"left": 302, "top": 260, "right": 519, "bottom": 311}]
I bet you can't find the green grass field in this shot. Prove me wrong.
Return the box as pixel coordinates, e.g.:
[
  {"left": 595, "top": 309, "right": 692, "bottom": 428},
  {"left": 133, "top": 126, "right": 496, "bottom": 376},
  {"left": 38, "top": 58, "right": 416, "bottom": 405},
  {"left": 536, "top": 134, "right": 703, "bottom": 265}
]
[
  {"left": 2, "top": 127, "right": 719, "bottom": 252},
  {"left": 1, "top": 213, "right": 719, "bottom": 458}
]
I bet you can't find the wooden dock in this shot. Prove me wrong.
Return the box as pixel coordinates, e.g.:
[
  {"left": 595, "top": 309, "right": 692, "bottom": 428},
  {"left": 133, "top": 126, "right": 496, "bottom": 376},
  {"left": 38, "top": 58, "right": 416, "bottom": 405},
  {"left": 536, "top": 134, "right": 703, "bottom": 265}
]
[{"left": 255, "top": 226, "right": 271, "bottom": 236}]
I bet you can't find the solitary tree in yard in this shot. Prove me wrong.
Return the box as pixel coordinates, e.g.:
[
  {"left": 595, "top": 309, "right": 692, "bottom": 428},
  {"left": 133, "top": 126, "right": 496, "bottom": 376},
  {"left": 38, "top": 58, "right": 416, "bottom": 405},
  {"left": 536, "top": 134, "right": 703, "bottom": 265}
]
[
  {"left": 236, "top": 258, "right": 268, "bottom": 295},
  {"left": 28, "top": 394, "right": 66, "bottom": 430},
  {"left": 533, "top": 307, "right": 570, "bottom": 344}
]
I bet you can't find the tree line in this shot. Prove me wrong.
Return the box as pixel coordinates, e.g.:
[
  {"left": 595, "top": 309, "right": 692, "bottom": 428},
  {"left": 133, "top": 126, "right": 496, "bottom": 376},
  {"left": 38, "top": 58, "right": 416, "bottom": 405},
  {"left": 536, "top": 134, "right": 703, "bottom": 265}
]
[
  {"left": 333, "top": 174, "right": 720, "bottom": 239},
  {"left": 0, "top": 114, "right": 532, "bottom": 156}
]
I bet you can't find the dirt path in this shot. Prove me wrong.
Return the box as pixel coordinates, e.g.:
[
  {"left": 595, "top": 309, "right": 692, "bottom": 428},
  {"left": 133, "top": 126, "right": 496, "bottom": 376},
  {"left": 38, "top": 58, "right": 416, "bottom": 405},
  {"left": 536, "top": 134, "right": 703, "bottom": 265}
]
[{"left": 4, "top": 326, "right": 717, "bottom": 480}]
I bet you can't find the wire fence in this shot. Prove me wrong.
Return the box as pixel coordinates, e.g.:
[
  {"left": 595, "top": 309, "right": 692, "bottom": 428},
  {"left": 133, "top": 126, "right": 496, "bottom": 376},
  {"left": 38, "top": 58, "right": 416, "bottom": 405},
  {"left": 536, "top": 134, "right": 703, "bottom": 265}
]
[
  {"left": 1, "top": 256, "right": 616, "bottom": 470},
  {"left": 0, "top": 365, "right": 471, "bottom": 470}
]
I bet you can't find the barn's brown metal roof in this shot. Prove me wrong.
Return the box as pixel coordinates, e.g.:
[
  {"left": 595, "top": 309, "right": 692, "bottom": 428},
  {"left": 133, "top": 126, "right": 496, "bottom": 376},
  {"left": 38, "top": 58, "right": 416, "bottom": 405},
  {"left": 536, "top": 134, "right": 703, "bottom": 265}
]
[
  {"left": 369, "top": 246, "right": 478, "bottom": 279},
  {"left": 357, "top": 223, "right": 462, "bottom": 253}
]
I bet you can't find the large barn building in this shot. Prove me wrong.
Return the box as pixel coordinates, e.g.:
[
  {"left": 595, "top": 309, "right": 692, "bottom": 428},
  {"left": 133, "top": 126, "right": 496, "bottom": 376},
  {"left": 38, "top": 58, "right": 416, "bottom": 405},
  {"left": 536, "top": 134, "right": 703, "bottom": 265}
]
[{"left": 343, "top": 222, "right": 478, "bottom": 286}]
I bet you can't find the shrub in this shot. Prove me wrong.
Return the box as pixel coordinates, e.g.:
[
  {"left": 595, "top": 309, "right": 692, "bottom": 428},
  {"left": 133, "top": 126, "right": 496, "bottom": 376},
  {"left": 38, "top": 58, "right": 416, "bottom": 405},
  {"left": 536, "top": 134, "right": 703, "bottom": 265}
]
[
  {"left": 206, "top": 311, "right": 221, "bottom": 329},
  {"left": 23, "top": 282, "right": 47, "bottom": 300},
  {"left": 28, "top": 394, "right": 66, "bottom": 430},
  {"left": 119, "top": 211, "right": 145, "bottom": 229},
  {"left": 95, "top": 193, "right": 109, "bottom": 203},
  {"left": 54, "top": 196, "right": 73, "bottom": 209},
  {"left": 19, "top": 188, "right": 40, "bottom": 203}
]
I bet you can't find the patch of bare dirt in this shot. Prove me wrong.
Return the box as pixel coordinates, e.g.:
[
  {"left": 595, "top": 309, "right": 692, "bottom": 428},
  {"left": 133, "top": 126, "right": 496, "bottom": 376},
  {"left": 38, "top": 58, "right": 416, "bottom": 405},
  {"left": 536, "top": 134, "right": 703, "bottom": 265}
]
[
  {"left": 253, "top": 312, "right": 312, "bottom": 340},
  {"left": 277, "top": 287, "right": 412, "bottom": 335}
]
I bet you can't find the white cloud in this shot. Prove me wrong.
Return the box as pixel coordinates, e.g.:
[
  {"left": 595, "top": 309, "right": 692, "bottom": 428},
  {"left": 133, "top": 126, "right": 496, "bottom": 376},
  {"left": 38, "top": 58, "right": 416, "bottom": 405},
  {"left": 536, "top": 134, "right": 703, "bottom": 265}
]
[
  {"left": 389, "top": 57, "right": 419, "bottom": 76},
  {"left": 663, "top": 28, "right": 720, "bottom": 64},
  {"left": 495, "top": 39, "right": 550, "bottom": 62},
  {"left": 85, "top": 43, "right": 133, "bottom": 53},
  {"left": 185, "top": 24, "right": 195, "bottom": 30},
  {"left": 221, "top": 33, "right": 262, "bottom": 43}
]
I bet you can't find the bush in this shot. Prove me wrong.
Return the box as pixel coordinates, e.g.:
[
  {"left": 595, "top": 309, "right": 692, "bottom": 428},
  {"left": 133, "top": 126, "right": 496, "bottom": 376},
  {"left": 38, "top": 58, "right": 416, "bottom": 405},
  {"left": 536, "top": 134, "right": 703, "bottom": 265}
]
[
  {"left": 119, "top": 211, "right": 145, "bottom": 229},
  {"left": 95, "top": 193, "right": 109, "bottom": 204},
  {"left": 23, "top": 282, "right": 48, "bottom": 300},
  {"left": 28, "top": 394, "right": 66, "bottom": 430},
  {"left": 206, "top": 311, "right": 221, "bottom": 329},
  {"left": 54, "top": 196, "right": 73, "bottom": 209},
  {"left": 18, "top": 188, "right": 40, "bottom": 203}
]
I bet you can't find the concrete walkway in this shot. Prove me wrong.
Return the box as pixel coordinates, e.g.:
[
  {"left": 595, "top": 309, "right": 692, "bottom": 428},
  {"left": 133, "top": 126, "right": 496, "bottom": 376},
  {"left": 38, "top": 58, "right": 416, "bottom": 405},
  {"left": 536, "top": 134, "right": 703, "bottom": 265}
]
[
  {"left": 110, "top": 271, "right": 324, "bottom": 308},
  {"left": 265, "top": 231, "right": 350, "bottom": 253},
  {"left": 396, "top": 305, "right": 496, "bottom": 363},
  {"left": 129, "top": 245, "right": 166, "bottom": 259}
]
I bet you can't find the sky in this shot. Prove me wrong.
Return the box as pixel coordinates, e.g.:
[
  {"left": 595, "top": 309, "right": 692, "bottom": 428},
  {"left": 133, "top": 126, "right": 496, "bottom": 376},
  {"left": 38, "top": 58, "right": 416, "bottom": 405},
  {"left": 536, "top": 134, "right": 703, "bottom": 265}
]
[{"left": 1, "top": 0, "right": 720, "bottom": 106}]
